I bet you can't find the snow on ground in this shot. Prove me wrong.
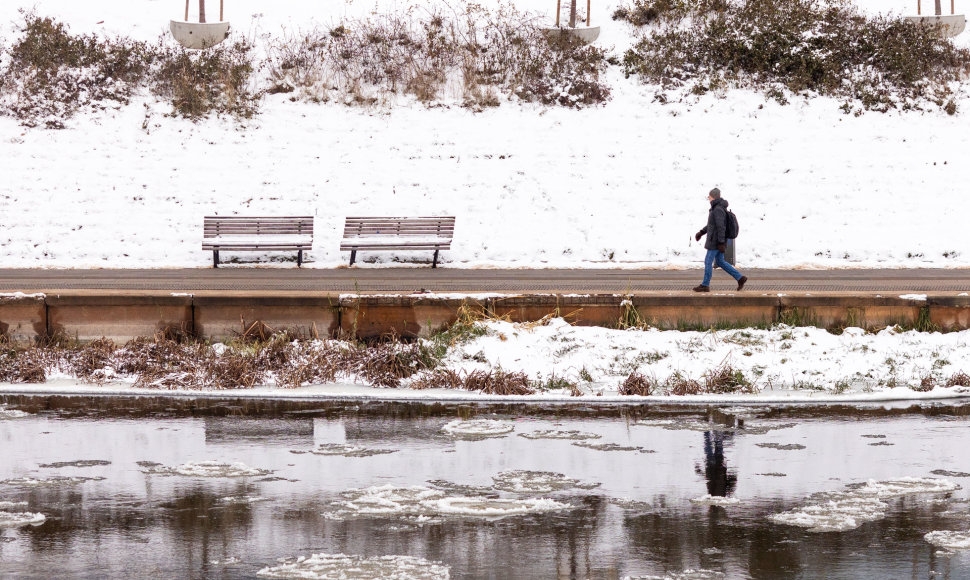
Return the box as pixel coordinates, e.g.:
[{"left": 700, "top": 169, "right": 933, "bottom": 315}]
[
  {"left": 1, "top": 1, "right": 969, "bottom": 269},
  {"left": 424, "top": 318, "right": 970, "bottom": 394}
]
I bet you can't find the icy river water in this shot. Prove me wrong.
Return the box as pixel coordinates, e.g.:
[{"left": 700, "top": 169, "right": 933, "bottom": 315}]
[{"left": 3, "top": 396, "right": 970, "bottom": 579}]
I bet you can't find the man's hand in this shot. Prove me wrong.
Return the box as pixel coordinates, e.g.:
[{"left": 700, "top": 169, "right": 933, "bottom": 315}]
[
  {"left": 717, "top": 243, "right": 726, "bottom": 253},
  {"left": 695, "top": 232, "right": 703, "bottom": 242}
]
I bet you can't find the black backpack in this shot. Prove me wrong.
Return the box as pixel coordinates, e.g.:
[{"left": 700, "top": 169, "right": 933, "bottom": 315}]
[{"left": 725, "top": 210, "right": 739, "bottom": 239}]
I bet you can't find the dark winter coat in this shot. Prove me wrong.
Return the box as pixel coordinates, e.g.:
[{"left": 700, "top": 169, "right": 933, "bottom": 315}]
[{"left": 699, "top": 198, "right": 729, "bottom": 250}]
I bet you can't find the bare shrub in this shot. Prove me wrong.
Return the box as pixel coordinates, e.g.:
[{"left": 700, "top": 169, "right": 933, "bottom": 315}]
[
  {"left": 410, "top": 368, "right": 464, "bottom": 389},
  {"left": 913, "top": 374, "right": 937, "bottom": 392},
  {"left": 620, "top": 0, "right": 970, "bottom": 113},
  {"left": 663, "top": 371, "right": 702, "bottom": 395},
  {"left": 0, "top": 347, "right": 48, "bottom": 383},
  {"left": 266, "top": 4, "right": 610, "bottom": 108},
  {"left": 151, "top": 38, "right": 259, "bottom": 119},
  {"left": 64, "top": 337, "right": 116, "bottom": 383},
  {"left": 343, "top": 341, "right": 430, "bottom": 388},
  {"left": 703, "top": 364, "right": 754, "bottom": 394},
  {"left": 946, "top": 372, "right": 970, "bottom": 388},
  {"left": 619, "top": 371, "right": 655, "bottom": 396},
  {"left": 1, "top": 11, "right": 151, "bottom": 127},
  {"left": 466, "top": 369, "right": 534, "bottom": 395}
]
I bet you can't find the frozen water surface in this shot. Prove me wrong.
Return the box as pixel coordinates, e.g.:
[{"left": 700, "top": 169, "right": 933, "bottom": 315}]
[{"left": 4, "top": 395, "right": 970, "bottom": 578}]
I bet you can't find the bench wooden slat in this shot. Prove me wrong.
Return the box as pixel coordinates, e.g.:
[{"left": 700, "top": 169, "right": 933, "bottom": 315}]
[
  {"left": 203, "top": 216, "right": 314, "bottom": 267},
  {"left": 340, "top": 216, "right": 455, "bottom": 268}
]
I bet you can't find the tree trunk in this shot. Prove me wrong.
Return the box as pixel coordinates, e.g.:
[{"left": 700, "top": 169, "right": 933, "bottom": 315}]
[
  {"left": 569, "top": 0, "right": 577, "bottom": 27},
  {"left": 935, "top": 0, "right": 943, "bottom": 15},
  {"left": 199, "top": 0, "right": 207, "bottom": 23}
]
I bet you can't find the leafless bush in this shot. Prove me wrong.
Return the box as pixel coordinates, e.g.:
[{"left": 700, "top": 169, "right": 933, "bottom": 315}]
[
  {"left": 266, "top": 4, "right": 610, "bottom": 108},
  {"left": 620, "top": 0, "right": 970, "bottom": 113},
  {"left": 619, "top": 371, "right": 655, "bottom": 395},
  {"left": 1, "top": 11, "right": 151, "bottom": 127},
  {"left": 946, "top": 372, "right": 970, "bottom": 387},
  {"left": 703, "top": 364, "right": 754, "bottom": 394},
  {"left": 468, "top": 369, "right": 534, "bottom": 395},
  {"left": 663, "top": 371, "right": 702, "bottom": 395},
  {"left": 150, "top": 38, "right": 259, "bottom": 119},
  {"left": 63, "top": 337, "right": 116, "bottom": 383},
  {"left": 0, "top": 346, "right": 48, "bottom": 383},
  {"left": 410, "top": 368, "right": 465, "bottom": 389}
]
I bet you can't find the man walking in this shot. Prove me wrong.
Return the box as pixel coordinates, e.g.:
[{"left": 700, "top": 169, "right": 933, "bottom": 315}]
[{"left": 693, "top": 188, "right": 747, "bottom": 292}]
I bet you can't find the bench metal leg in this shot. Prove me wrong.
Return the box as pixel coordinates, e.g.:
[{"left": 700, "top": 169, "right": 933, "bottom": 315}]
[
  {"left": 213, "top": 250, "right": 219, "bottom": 268},
  {"left": 432, "top": 249, "right": 439, "bottom": 269},
  {"left": 297, "top": 250, "right": 303, "bottom": 267},
  {"left": 349, "top": 250, "right": 357, "bottom": 266}
]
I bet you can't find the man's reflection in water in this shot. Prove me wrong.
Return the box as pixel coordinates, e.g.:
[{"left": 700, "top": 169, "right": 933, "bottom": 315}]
[{"left": 697, "top": 430, "right": 737, "bottom": 496}]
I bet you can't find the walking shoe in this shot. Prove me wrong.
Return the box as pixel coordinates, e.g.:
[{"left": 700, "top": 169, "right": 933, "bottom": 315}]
[
  {"left": 737, "top": 276, "right": 748, "bottom": 291},
  {"left": 692, "top": 285, "right": 710, "bottom": 293}
]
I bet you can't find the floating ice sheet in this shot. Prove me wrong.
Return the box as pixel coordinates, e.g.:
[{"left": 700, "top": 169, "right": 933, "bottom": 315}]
[
  {"left": 291, "top": 444, "right": 398, "bottom": 457},
  {"left": 0, "top": 510, "right": 46, "bottom": 527},
  {"left": 142, "top": 461, "right": 272, "bottom": 478},
  {"left": 491, "top": 470, "right": 599, "bottom": 494},
  {"left": 690, "top": 495, "right": 741, "bottom": 506},
  {"left": 39, "top": 459, "right": 111, "bottom": 468},
  {"left": 770, "top": 477, "right": 961, "bottom": 533},
  {"left": 518, "top": 429, "right": 601, "bottom": 440},
  {"left": 257, "top": 553, "right": 450, "bottom": 579},
  {"left": 217, "top": 495, "right": 268, "bottom": 505},
  {"left": 327, "top": 484, "right": 571, "bottom": 521},
  {"left": 0, "top": 406, "right": 30, "bottom": 420},
  {"left": 626, "top": 569, "right": 725, "bottom": 580},
  {"left": 0, "top": 475, "right": 105, "bottom": 487},
  {"left": 440, "top": 419, "right": 514, "bottom": 439},
  {"left": 572, "top": 441, "right": 653, "bottom": 453},
  {"left": 925, "top": 530, "right": 970, "bottom": 550}
]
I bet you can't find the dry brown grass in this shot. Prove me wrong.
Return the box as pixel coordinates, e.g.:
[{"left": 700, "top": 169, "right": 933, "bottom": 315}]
[{"left": 619, "top": 372, "right": 655, "bottom": 396}]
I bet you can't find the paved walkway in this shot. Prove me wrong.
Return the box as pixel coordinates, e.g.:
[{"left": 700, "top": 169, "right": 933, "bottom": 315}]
[{"left": 0, "top": 268, "right": 968, "bottom": 294}]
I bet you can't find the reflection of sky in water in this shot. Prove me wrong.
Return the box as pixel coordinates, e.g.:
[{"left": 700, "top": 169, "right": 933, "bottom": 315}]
[{"left": 1, "top": 397, "right": 970, "bottom": 578}]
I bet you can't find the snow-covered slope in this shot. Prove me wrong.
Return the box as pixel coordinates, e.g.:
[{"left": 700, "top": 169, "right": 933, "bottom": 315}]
[{"left": 2, "top": 0, "right": 967, "bottom": 269}]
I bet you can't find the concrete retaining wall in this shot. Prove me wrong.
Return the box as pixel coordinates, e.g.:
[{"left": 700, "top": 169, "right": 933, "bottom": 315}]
[{"left": 1, "top": 292, "right": 967, "bottom": 343}]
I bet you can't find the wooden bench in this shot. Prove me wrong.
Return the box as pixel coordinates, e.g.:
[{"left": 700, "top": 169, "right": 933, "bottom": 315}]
[
  {"left": 202, "top": 216, "right": 313, "bottom": 267},
  {"left": 340, "top": 216, "right": 455, "bottom": 268}
]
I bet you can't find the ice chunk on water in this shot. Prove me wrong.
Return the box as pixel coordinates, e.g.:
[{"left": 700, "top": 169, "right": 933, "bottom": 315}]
[
  {"left": 626, "top": 570, "right": 725, "bottom": 580},
  {"left": 690, "top": 495, "right": 741, "bottom": 506},
  {"left": 0, "top": 406, "right": 30, "bottom": 419},
  {"left": 0, "top": 510, "right": 46, "bottom": 527},
  {"left": 0, "top": 501, "right": 27, "bottom": 509},
  {"left": 491, "top": 470, "right": 600, "bottom": 494},
  {"left": 519, "top": 429, "right": 601, "bottom": 440},
  {"left": 925, "top": 530, "right": 970, "bottom": 550},
  {"left": 431, "top": 497, "right": 569, "bottom": 517},
  {"left": 217, "top": 495, "right": 268, "bottom": 505},
  {"left": 327, "top": 484, "right": 571, "bottom": 520},
  {"left": 39, "top": 460, "right": 111, "bottom": 468},
  {"left": 292, "top": 444, "right": 397, "bottom": 457},
  {"left": 257, "top": 553, "right": 450, "bottom": 579},
  {"left": 142, "top": 461, "right": 272, "bottom": 478},
  {"left": 770, "top": 477, "right": 961, "bottom": 533},
  {"left": 572, "top": 441, "right": 654, "bottom": 453},
  {"left": 0, "top": 475, "right": 105, "bottom": 487},
  {"left": 441, "top": 419, "right": 514, "bottom": 439}
]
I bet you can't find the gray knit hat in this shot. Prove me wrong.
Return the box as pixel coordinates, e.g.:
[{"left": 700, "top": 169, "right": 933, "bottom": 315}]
[{"left": 709, "top": 187, "right": 721, "bottom": 199}]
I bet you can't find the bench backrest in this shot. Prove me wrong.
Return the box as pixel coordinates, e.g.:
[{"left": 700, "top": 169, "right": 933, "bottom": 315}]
[
  {"left": 342, "top": 216, "right": 456, "bottom": 239},
  {"left": 204, "top": 216, "right": 314, "bottom": 238}
]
